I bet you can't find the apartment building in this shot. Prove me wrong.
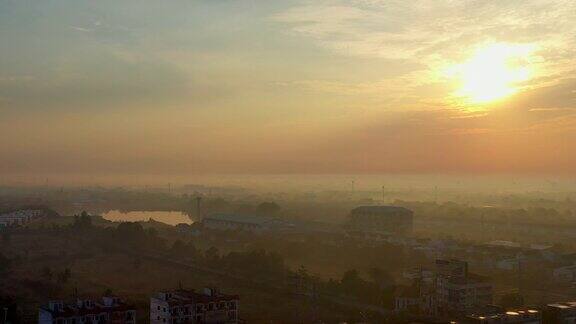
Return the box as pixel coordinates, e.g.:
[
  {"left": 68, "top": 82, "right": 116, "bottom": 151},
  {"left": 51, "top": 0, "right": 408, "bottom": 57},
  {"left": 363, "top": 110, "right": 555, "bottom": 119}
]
[
  {"left": 435, "top": 259, "right": 493, "bottom": 314},
  {"left": 150, "top": 288, "right": 239, "bottom": 324},
  {"left": 38, "top": 295, "right": 136, "bottom": 324}
]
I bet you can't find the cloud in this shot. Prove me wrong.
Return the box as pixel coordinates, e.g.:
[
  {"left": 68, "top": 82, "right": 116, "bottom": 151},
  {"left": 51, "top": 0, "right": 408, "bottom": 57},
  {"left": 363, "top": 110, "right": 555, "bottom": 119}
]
[
  {"left": 275, "top": 0, "right": 576, "bottom": 60},
  {"left": 274, "top": 0, "right": 576, "bottom": 115},
  {"left": 0, "top": 51, "right": 195, "bottom": 112}
]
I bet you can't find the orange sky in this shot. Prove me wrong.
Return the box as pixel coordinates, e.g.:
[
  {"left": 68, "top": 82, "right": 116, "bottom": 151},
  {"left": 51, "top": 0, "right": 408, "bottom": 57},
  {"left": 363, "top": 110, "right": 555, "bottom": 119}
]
[{"left": 1, "top": 0, "right": 575, "bottom": 177}]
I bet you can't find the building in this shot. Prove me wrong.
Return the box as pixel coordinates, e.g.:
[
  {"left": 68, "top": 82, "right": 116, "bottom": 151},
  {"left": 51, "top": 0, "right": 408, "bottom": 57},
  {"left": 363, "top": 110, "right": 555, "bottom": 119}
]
[
  {"left": 150, "top": 288, "right": 239, "bottom": 324},
  {"left": 403, "top": 268, "right": 435, "bottom": 284},
  {"left": 395, "top": 267, "right": 437, "bottom": 315},
  {"left": 395, "top": 285, "right": 421, "bottom": 313},
  {"left": 202, "top": 213, "right": 284, "bottom": 232},
  {"left": 495, "top": 258, "right": 521, "bottom": 272},
  {"left": 435, "top": 260, "right": 493, "bottom": 314},
  {"left": 436, "top": 259, "right": 469, "bottom": 278},
  {"left": 347, "top": 206, "right": 413, "bottom": 236},
  {"left": 552, "top": 264, "right": 576, "bottom": 283},
  {"left": 394, "top": 284, "right": 437, "bottom": 315},
  {"left": 542, "top": 302, "right": 576, "bottom": 323},
  {"left": 0, "top": 209, "right": 45, "bottom": 228},
  {"left": 38, "top": 295, "right": 136, "bottom": 324}
]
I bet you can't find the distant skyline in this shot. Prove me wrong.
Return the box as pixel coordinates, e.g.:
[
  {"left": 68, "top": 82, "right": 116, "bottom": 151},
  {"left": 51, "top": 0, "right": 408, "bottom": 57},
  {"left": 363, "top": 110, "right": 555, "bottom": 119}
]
[{"left": 1, "top": 0, "right": 576, "bottom": 176}]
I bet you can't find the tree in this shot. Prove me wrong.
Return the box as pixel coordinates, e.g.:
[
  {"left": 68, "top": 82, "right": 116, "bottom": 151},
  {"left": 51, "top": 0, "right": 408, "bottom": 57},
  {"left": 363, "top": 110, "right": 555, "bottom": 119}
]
[
  {"left": 340, "top": 269, "right": 369, "bottom": 298},
  {"left": 73, "top": 211, "right": 92, "bottom": 229},
  {"left": 499, "top": 292, "right": 524, "bottom": 308},
  {"left": 147, "top": 227, "right": 158, "bottom": 237},
  {"left": 116, "top": 222, "right": 144, "bottom": 239},
  {"left": 0, "top": 253, "right": 10, "bottom": 274},
  {"left": 235, "top": 204, "right": 255, "bottom": 214},
  {"left": 57, "top": 268, "right": 72, "bottom": 283},
  {"left": 205, "top": 247, "right": 220, "bottom": 263},
  {"left": 2, "top": 231, "right": 11, "bottom": 245},
  {"left": 170, "top": 240, "right": 186, "bottom": 256},
  {"left": 42, "top": 266, "right": 53, "bottom": 281},
  {"left": 341, "top": 269, "right": 361, "bottom": 285},
  {"left": 256, "top": 202, "right": 281, "bottom": 215},
  {"left": 368, "top": 267, "right": 394, "bottom": 288},
  {"left": 297, "top": 265, "right": 310, "bottom": 279}
]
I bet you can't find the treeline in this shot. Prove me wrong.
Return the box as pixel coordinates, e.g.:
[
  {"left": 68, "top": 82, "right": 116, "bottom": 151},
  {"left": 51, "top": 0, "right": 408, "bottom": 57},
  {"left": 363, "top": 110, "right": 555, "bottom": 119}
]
[
  {"left": 63, "top": 214, "right": 396, "bottom": 308},
  {"left": 395, "top": 200, "right": 576, "bottom": 227},
  {"left": 165, "top": 238, "right": 395, "bottom": 306}
]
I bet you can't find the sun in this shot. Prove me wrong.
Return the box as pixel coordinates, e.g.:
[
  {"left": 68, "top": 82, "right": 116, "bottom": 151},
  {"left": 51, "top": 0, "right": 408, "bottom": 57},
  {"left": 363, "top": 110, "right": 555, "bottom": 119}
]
[{"left": 448, "top": 43, "right": 534, "bottom": 104}]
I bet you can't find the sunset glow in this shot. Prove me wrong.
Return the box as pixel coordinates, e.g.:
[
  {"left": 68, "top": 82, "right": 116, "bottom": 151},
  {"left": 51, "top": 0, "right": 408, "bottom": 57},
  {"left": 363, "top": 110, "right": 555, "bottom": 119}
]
[
  {"left": 449, "top": 44, "right": 535, "bottom": 104},
  {"left": 1, "top": 0, "right": 576, "bottom": 176}
]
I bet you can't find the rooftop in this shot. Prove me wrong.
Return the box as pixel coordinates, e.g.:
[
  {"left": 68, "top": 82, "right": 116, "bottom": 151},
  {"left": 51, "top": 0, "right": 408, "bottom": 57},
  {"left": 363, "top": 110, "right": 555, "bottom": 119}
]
[
  {"left": 41, "top": 298, "right": 134, "bottom": 318},
  {"left": 203, "top": 213, "right": 274, "bottom": 226},
  {"left": 158, "top": 289, "right": 239, "bottom": 306},
  {"left": 351, "top": 206, "right": 412, "bottom": 214}
]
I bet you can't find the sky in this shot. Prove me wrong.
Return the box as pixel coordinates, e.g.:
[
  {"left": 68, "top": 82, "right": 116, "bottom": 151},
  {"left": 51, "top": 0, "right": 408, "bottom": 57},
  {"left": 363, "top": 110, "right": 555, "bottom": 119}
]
[{"left": 1, "top": 0, "right": 576, "bottom": 178}]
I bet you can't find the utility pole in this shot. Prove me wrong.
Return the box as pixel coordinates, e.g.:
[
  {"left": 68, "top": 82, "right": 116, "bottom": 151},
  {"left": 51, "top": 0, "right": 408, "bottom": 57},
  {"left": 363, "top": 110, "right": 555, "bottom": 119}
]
[
  {"left": 481, "top": 208, "right": 486, "bottom": 243},
  {"left": 517, "top": 259, "right": 522, "bottom": 297},
  {"left": 195, "top": 196, "right": 202, "bottom": 219},
  {"left": 381, "top": 185, "right": 386, "bottom": 203}
]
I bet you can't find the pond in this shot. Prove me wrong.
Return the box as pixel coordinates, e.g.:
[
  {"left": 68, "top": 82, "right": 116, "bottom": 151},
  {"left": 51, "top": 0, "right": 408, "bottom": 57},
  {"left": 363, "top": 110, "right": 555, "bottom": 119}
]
[{"left": 102, "top": 210, "right": 193, "bottom": 226}]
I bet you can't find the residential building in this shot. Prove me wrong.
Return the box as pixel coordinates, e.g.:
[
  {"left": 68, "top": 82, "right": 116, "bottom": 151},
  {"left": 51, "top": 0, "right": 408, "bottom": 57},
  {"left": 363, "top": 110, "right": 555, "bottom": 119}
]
[
  {"left": 403, "top": 268, "right": 435, "bottom": 285},
  {"left": 347, "top": 206, "right": 413, "bottom": 235},
  {"left": 542, "top": 302, "right": 576, "bottom": 323},
  {"left": 394, "top": 284, "right": 437, "bottom": 314},
  {"left": 0, "top": 209, "right": 45, "bottom": 228},
  {"left": 552, "top": 265, "right": 576, "bottom": 283},
  {"left": 435, "top": 260, "right": 493, "bottom": 314},
  {"left": 38, "top": 295, "right": 136, "bottom": 324},
  {"left": 394, "top": 285, "right": 421, "bottom": 313},
  {"left": 150, "top": 288, "right": 239, "bottom": 324}
]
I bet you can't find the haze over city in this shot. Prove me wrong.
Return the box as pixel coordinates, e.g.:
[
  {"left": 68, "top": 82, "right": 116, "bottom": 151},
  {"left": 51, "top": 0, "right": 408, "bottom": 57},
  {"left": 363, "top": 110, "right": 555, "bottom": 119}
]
[{"left": 3, "top": 1, "right": 576, "bottom": 324}]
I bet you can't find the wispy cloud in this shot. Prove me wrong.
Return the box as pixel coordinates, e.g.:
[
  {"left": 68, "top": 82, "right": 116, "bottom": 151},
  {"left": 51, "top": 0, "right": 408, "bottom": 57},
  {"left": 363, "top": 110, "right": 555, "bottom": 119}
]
[{"left": 275, "top": 0, "right": 576, "bottom": 61}]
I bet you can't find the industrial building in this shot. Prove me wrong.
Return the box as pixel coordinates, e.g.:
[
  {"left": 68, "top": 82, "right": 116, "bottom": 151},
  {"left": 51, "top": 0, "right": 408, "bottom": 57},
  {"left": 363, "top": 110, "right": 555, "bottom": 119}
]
[{"left": 202, "top": 213, "right": 289, "bottom": 233}]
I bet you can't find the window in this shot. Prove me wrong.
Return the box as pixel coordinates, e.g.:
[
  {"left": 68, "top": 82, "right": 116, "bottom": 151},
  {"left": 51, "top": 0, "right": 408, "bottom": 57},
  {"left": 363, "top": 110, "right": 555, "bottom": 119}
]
[{"left": 158, "top": 306, "right": 160, "bottom": 310}]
